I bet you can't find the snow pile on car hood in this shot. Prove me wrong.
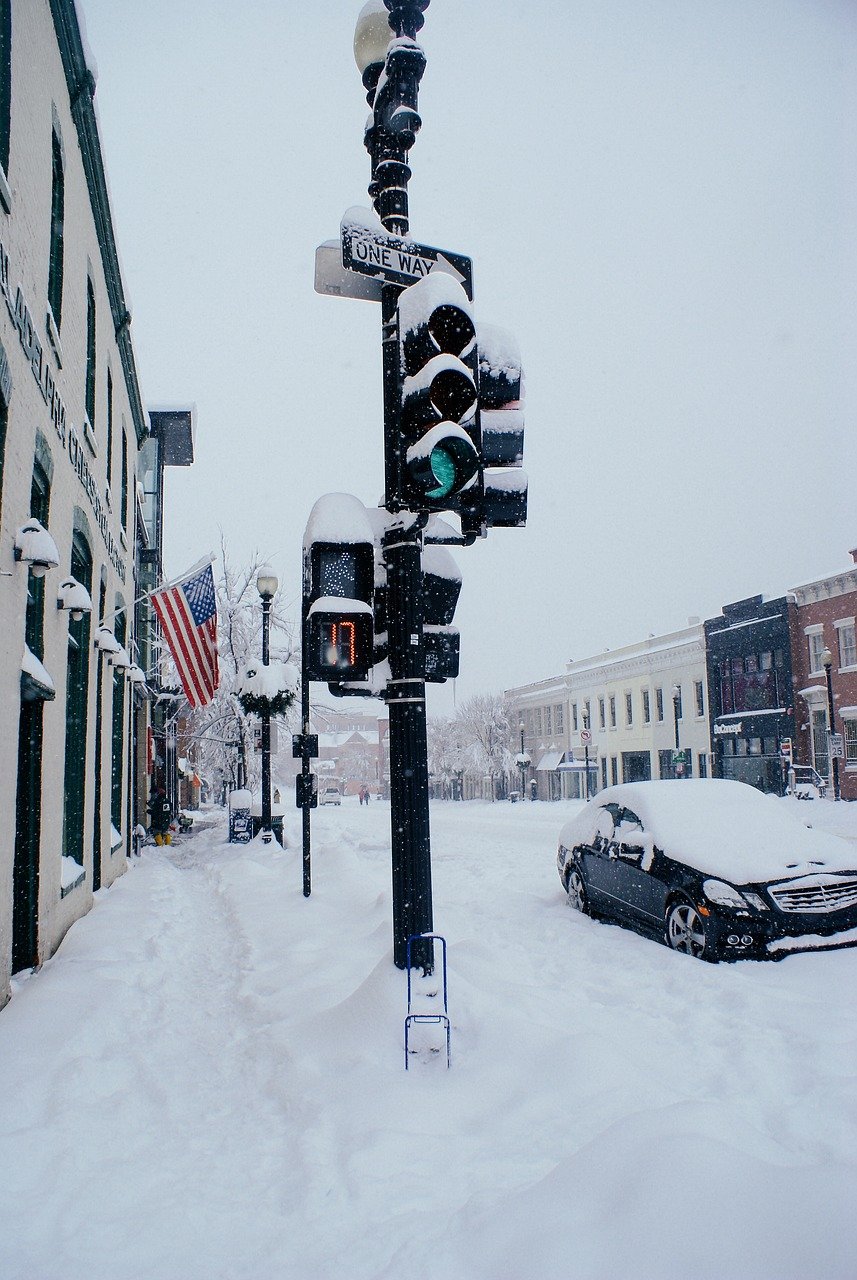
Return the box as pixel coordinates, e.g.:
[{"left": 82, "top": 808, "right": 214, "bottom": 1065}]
[{"left": 559, "top": 779, "right": 856, "bottom": 884}]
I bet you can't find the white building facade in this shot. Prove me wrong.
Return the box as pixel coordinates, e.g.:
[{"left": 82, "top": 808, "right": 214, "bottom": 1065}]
[
  {"left": 0, "top": 0, "right": 149, "bottom": 999},
  {"left": 507, "top": 625, "right": 711, "bottom": 800}
]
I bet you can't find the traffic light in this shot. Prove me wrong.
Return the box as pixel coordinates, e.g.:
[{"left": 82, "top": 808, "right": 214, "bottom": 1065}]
[
  {"left": 302, "top": 494, "right": 375, "bottom": 684},
  {"left": 473, "top": 323, "right": 527, "bottom": 530},
  {"left": 394, "top": 272, "right": 480, "bottom": 513},
  {"left": 421, "top": 544, "right": 461, "bottom": 682},
  {"left": 370, "top": 535, "right": 461, "bottom": 684}
]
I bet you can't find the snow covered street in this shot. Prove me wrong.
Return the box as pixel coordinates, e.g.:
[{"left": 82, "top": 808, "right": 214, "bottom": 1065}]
[{"left": 1, "top": 797, "right": 856, "bottom": 1279}]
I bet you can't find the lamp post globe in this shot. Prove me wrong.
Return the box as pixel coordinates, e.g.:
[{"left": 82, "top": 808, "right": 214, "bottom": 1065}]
[{"left": 354, "top": 0, "right": 391, "bottom": 77}]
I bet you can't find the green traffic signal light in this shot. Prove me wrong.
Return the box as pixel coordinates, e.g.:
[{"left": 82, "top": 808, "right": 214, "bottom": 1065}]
[{"left": 406, "top": 422, "right": 479, "bottom": 500}]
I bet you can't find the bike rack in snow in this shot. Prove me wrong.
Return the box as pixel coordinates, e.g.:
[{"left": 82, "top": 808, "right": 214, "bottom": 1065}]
[{"left": 404, "top": 933, "right": 451, "bottom": 1070}]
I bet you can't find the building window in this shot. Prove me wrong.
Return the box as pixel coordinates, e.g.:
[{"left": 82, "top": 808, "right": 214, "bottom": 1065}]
[
  {"left": 571, "top": 703, "right": 578, "bottom": 732},
  {"left": 106, "top": 368, "right": 114, "bottom": 489},
  {"left": 25, "top": 462, "right": 51, "bottom": 660},
  {"left": 656, "top": 687, "right": 664, "bottom": 721},
  {"left": 601, "top": 758, "right": 608, "bottom": 789},
  {"left": 838, "top": 622, "right": 857, "bottom": 670},
  {"left": 625, "top": 692, "right": 633, "bottom": 726},
  {"left": 111, "top": 604, "right": 126, "bottom": 831},
  {"left": 599, "top": 698, "right": 605, "bottom": 729},
  {"left": 844, "top": 719, "right": 857, "bottom": 765},
  {"left": 555, "top": 704, "right": 564, "bottom": 734},
  {"left": 0, "top": 0, "right": 10, "bottom": 181},
  {"left": 545, "top": 706, "right": 552, "bottom": 735},
  {"left": 533, "top": 708, "right": 542, "bottom": 736},
  {"left": 62, "top": 532, "right": 93, "bottom": 869},
  {"left": 698, "top": 753, "right": 708, "bottom": 778},
  {"left": 120, "top": 424, "right": 128, "bottom": 529},
  {"left": 609, "top": 696, "right": 616, "bottom": 729},
  {"left": 611, "top": 756, "right": 618, "bottom": 785},
  {"left": 642, "top": 689, "right": 650, "bottom": 724},
  {"left": 719, "top": 653, "right": 781, "bottom": 714},
  {"left": 695, "top": 680, "right": 705, "bottom": 718},
  {"left": 807, "top": 629, "right": 825, "bottom": 675},
  {"left": 85, "top": 278, "right": 96, "bottom": 431},
  {"left": 0, "top": 398, "right": 7, "bottom": 523},
  {"left": 48, "top": 130, "right": 65, "bottom": 328}
]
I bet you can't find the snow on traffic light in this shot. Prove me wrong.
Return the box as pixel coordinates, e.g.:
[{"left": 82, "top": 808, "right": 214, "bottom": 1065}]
[
  {"left": 393, "top": 272, "right": 481, "bottom": 513},
  {"left": 302, "top": 494, "right": 375, "bottom": 684},
  {"left": 475, "top": 323, "right": 527, "bottom": 530}
]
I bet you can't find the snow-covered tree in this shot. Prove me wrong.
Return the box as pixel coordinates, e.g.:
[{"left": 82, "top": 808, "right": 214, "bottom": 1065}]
[
  {"left": 180, "top": 541, "right": 299, "bottom": 802},
  {"left": 455, "top": 693, "right": 516, "bottom": 800},
  {"left": 426, "top": 715, "right": 467, "bottom": 798}
]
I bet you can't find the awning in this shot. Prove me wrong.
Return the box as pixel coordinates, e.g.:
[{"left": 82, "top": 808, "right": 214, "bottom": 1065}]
[
  {"left": 21, "top": 645, "right": 55, "bottom": 702},
  {"left": 535, "top": 750, "right": 563, "bottom": 772}
]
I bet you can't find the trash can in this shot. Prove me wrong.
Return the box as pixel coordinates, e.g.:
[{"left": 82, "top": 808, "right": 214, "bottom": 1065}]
[
  {"left": 250, "top": 800, "right": 286, "bottom": 846},
  {"left": 228, "top": 789, "right": 252, "bottom": 843}
]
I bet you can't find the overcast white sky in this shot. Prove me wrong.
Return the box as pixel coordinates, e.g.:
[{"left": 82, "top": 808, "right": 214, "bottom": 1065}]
[{"left": 81, "top": 0, "right": 857, "bottom": 708}]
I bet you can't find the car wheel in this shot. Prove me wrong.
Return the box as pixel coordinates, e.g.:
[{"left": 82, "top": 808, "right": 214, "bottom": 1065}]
[
  {"left": 665, "top": 899, "right": 714, "bottom": 960},
  {"left": 567, "top": 866, "right": 589, "bottom": 915}
]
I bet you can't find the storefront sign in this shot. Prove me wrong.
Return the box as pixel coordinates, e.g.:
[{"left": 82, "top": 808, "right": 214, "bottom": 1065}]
[
  {"left": 714, "top": 722, "right": 742, "bottom": 736},
  {"left": 0, "top": 238, "right": 125, "bottom": 581}
]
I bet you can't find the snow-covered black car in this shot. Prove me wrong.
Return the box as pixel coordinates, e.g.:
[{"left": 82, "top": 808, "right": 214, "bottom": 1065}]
[{"left": 557, "top": 779, "right": 857, "bottom": 961}]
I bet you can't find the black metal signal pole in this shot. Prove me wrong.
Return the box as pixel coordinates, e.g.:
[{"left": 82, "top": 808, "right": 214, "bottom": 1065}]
[
  {"left": 367, "top": 0, "right": 434, "bottom": 970},
  {"left": 300, "top": 604, "right": 312, "bottom": 896}
]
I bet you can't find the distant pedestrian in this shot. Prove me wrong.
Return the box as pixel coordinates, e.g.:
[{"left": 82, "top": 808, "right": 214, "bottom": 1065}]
[
  {"left": 147, "top": 784, "right": 173, "bottom": 846},
  {"left": 359, "top": 785, "right": 370, "bottom": 806}
]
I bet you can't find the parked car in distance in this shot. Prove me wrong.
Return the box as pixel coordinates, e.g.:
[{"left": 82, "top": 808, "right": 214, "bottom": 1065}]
[
  {"left": 557, "top": 779, "right": 857, "bottom": 961},
  {"left": 319, "top": 785, "right": 342, "bottom": 806}
]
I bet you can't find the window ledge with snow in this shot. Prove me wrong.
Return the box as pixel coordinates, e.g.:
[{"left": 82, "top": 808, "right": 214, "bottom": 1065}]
[
  {"left": 0, "top": 165, "right": 11, "bottom": 214},
  {"left": 110, "top": 825, "right": 123, "bottom": 853},
  {"left": 83, "top": 417, "right": 97, "bottom": 457},
  {"left": 60, "top": 856, "right": 85, "bottom": 897},
  {"left": 45, "top": 307, "right": 63, "bottom": 366}
]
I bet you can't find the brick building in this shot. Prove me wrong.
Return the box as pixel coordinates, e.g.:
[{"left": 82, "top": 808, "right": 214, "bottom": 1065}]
[{"left": 790, "top": 550, "right": 857, "bottom": 800}]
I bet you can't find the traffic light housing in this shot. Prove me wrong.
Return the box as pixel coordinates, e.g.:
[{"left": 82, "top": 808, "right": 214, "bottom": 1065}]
[
  {"left": 371, "top": 534, "right": 461, "bottom": 684},
  {"left": 475, "top": 323, "right": 527, "bottom": 530},
  {"left": 421, "top": 544, "right": 461, "bottom": 682},
  {"left": 393, "top": 273, "right": 481, "bottom": 513},
  {"left": 302, "top": 494, "right": 375, "bottom": 684}
]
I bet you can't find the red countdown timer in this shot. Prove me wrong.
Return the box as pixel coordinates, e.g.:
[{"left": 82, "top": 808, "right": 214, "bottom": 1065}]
[
  {"left": 322, "top": 619, "right": 356, "bottom": 669},
  {"left": 306, "top": 610, "right": 373, "bottom": 682}
]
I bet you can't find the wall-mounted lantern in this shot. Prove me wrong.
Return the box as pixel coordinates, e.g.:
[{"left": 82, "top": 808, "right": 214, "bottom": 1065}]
[
  {"left": 57, "top": 576, "right": 93, "bottom": 622},
  {"left": 14, "top": 518, "right": 60, "bottom": 577}
]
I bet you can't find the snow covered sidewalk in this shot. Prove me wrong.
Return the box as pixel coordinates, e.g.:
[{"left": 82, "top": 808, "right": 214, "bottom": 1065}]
[{"left": 1, "top": 798, "right": 856, "bottom": 1279}]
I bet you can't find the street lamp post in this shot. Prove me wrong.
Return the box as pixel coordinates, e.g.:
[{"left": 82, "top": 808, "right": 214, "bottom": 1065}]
[
  {"left": 821, "top": 647, "right": 840, "bottom": 801},
  {"left": 582, "top": 708, "right": 591, "bottom": 800},
  {"left": 671, "top": 684, "right": 682, "bottom": 777},
  {"left": 518, "top": 721, "right": 529, "bottom": 799},
  {"left": 257, "top": 567, "right": 278, "bottom": 840},
  {"left": 354, "top": 0, "right": 433, "bottom": 973}
]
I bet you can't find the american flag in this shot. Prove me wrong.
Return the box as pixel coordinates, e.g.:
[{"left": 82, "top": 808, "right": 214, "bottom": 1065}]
[{"left": 151, "top": 560, "right": 219, "bottom": 708}]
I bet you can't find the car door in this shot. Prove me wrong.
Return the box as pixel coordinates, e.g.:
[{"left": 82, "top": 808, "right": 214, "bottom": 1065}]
[
  {"left": 577, "top": 803, "right": 623, "bottom": 909},
  {"left": 600, "top": 808, "right": 664, "bottom": 926}
]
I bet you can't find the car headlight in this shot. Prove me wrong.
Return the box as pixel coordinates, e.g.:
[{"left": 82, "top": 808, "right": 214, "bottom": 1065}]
[{"left": 702, "top": 879, "right": 750, "bottom": 910}]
